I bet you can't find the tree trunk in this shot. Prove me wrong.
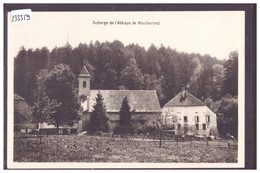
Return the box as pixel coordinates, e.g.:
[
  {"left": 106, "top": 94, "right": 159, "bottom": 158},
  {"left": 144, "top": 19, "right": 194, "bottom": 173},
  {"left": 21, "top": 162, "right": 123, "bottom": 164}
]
[
  {"left": 159, "top": 128, "right": 162, "bottom": 148},
  {"left": 39, "top": 130, "right": 42, "bottom": 144},
  {"left": 56, "top": 125, "right": 59, "bottom": 135}
]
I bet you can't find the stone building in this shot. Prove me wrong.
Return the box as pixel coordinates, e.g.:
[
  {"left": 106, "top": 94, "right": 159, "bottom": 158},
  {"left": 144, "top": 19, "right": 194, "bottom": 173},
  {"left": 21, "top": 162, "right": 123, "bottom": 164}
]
[
  {"left": 162, "top": 88, "right": 219, "bottom": 136},
  {"left": 78, "top": 65, "right": 162, "bottom": 133}
]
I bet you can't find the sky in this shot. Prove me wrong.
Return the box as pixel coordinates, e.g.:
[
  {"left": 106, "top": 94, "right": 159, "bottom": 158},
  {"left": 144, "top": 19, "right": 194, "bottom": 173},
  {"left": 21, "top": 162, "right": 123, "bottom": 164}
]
[{"left": 8, "top": 11, "right": 244, "bottom": 60}]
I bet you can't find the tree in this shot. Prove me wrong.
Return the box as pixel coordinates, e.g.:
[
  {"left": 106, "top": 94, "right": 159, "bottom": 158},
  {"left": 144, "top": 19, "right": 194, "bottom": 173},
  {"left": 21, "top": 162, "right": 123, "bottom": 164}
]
[
  {"left": 222, "top": 51, "right": 238, "bottom": 96},
  {"left": 158, "top": 46, "right": 176, "bottom": 104},
  {"left": 120, "top": 58, "right": 143, "bottom": 90},
  {"left": 217, "top": 94, "right": 238, "bottom": 137},
  {"left": 197, "top": 67, "right": 214, "bottom": 100},
  {"left": 115, "top": 96, "right": 133, "bottom": 135},
  {"left": 31, "top": 96, "right": 61, "bottom": 125},
  {"left": 87, "top": 91, "right": 109, "bottom": 133},
  {"left": 14, "top": 47, "right": 49, "bottom": 105},
  {"left": 212, "top": 64, "right": 225, "bottom": 100},
  {"left": 33, "top": 64, "right": 81, "bottom": 133},
  {"left": 146, "top": 44, "right": 161, "bottom": 77}
]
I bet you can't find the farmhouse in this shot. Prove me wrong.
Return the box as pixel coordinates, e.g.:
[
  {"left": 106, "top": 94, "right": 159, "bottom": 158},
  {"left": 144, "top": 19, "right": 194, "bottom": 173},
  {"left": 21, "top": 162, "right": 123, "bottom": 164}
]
[
  {"left": 14, "top": 94, "right": 37, "bottom": 132},
  {"left": 78, "top": 65, "right": 162, "bottom": 133},
  {"left": 162, "top": 88, "right": 219, "bottom": 136}
]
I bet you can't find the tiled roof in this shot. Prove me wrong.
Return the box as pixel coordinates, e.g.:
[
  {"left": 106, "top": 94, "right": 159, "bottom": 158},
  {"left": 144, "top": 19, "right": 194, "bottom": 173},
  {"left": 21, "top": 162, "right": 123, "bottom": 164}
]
[
  {"left": 163, "top": 90, "right": 206, "bottom": 107},
  {"left": 14, "top": 94, "right": 25, "bottom": 101},
  {"left": 84, "top": 90, "right": 161, "bottom": 113},
  {"left": 79, "top": 66, "right": 90, "bottom": 77}
]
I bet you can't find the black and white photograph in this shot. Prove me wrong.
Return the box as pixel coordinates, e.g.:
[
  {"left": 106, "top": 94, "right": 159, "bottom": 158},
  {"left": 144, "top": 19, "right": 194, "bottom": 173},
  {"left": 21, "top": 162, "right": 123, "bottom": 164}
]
[{"left": 4, "top": 4, "right": 256, "bottom": 169}]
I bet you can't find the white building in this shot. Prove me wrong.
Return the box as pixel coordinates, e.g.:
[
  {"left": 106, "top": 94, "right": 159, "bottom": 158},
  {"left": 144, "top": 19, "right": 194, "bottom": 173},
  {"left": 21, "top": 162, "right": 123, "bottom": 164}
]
[{"left": 162, "top": 88, "right": 219, "bottom": 136}]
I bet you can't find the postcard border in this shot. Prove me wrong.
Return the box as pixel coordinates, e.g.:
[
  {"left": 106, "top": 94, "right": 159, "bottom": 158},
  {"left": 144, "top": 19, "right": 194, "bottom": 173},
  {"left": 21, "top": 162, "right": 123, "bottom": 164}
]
[{"left": 3, "top": 3, "right": 256, "bottom": 170}]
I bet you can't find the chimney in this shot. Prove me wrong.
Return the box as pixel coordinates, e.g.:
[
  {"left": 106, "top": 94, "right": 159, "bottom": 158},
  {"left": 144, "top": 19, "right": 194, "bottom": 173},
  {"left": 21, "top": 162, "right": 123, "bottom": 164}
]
[{"left": 182, "top": 87, "right": 187, "bottom": 100}]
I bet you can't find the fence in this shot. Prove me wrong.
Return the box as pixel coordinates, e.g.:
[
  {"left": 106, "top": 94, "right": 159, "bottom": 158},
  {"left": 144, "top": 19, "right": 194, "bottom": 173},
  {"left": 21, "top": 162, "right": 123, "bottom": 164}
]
[{"left": 132, "top": 132, "right": 238, "bottom": 149}]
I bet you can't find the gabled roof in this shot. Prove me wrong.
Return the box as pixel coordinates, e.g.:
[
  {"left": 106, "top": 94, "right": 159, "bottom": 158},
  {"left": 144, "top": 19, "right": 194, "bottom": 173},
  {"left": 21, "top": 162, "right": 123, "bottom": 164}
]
[
  {"left": 163, "top": 90, "right": 206, "bottom": 107},
  {"left": 78, "top": 66, "right": 90, "bottom": 77},
  {"left": 84, "top": 90, "right": 161, "bottom": 113},
  {"left": 14, "top": 94, "right": 25, "bottom": 101}
]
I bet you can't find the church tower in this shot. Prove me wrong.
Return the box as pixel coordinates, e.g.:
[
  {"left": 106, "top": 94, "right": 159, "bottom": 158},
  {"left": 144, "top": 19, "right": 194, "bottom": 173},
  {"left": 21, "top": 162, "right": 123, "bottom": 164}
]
[{"left": 78, "top": 65, "right": 91, "bottom": 98}]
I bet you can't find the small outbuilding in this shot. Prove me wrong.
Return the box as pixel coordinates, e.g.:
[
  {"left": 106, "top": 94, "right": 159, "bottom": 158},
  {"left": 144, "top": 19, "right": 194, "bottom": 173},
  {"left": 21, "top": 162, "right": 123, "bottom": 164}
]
[{"left": 14, "top": 94, "right": 37, "bottom": 132}]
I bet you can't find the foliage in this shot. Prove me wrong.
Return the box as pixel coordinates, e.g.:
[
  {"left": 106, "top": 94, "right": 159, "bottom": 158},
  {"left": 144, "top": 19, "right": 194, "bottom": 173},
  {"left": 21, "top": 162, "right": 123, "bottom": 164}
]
[
  {"left": 31, "top": 96, "right": 61, "bottom": 124},
  {"left": 222, "top": 51, "right": 238, "bottom": 96},
  {"left": 115, "top": 97, "right": 134, "bottom": 135},
  {"left": 32, "top": 64, "right": 81, "bottom": 131},
  {"left": 205, "top": 95, "right": 238, "bottom": 137},
  {"left": 14, "top": 41, "right": 226, "bottom": 106},
  {"left": 217, "top": 95, "right": 238, "bottom": 137},
  {"left": 14, "top": 134, "right": 238, "bottom": 163},
  {"left": 14, "top": 47, "right": 49, "bottom": 105},
  {"left": 120, "top": 58, "right": 143, "bottom": 90},
  {"left": 87, "top": 91, "right": 109, "bottom": 133}
]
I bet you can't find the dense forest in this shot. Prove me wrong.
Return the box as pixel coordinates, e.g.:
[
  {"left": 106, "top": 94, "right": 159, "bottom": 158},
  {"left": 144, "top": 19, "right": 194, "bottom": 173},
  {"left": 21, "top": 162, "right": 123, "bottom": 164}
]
[{"left": 14, "top": 40, "right": 238, "bottom": 136}]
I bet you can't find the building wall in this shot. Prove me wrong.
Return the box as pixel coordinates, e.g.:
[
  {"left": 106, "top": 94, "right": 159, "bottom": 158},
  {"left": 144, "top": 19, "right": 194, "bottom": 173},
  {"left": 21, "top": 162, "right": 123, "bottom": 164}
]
[
  {"left": 79, "top": 112, "right": 161, "bottom": 133},
  {"left": 14, "top": 100, "right": 37, "bottom": 131},
  {"left": 78, "top": 76, "right": 90, "bottom": 97},
  {"left": 162, "top": 106, "right": 218, "bottom": 136}
]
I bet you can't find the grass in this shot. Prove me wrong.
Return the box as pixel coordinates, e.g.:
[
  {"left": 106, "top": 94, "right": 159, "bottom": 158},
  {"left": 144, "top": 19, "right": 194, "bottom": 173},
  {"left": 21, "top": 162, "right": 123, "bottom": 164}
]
[{"left": 14, "top": 133, "right": 238, "bottom": 163}]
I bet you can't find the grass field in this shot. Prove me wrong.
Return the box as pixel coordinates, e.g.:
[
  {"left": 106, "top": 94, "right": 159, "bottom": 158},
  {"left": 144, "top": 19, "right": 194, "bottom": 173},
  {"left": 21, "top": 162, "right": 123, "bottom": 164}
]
[{"left": 14, "top": 133, "right": 238, "bottom": 163}]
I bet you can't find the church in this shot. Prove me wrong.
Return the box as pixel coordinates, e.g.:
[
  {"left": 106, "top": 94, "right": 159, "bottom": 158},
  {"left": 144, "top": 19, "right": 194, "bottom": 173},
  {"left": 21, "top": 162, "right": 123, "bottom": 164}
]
[
  {"left": 77, "top": 65, "right": 162, "bottom": 133},
  {"left": 37, "top": 65, "right": 161, "bottom": 134}
]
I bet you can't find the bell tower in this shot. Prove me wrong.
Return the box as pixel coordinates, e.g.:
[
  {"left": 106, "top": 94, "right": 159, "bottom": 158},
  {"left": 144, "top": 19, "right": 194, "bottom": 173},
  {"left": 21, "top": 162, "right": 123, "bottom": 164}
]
[{"left": 78, "top": 65, "right": 91, "bottom": 98}]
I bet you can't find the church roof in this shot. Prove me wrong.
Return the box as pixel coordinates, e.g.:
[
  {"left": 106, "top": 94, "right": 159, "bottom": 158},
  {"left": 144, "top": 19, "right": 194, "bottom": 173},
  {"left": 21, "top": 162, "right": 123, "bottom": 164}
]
[
  {"left": 79, "top": 66, "right": 90, "bottom": 77},
  {"left": 163, "top": 90, "right": 206, "bottom": 107},
  {"left": 14, "top": 94, "right": 25, "bottom": 101},
  {"left": 84, "top": 90, "right": 161, "bottom": 113}
]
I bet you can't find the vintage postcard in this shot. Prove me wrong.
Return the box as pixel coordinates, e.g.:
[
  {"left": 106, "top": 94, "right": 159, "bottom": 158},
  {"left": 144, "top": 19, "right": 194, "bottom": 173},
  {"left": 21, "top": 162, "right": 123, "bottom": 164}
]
[{"left": 4, "top": 4, "right": 255, "bottom": 169}]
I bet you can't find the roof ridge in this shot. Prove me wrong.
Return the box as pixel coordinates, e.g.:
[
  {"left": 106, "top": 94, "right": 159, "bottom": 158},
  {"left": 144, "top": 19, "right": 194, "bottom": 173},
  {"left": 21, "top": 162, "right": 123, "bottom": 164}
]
[
  {"left": 85, "top": 90, "right": 161, "bottom": 112},
  {"left": 14, "top": 94, "right": 25, "bottom": 100},
  {"left": 164, "top": 91, "right": 181, "bottom": 107},
  {"left": 163, "top": 90, "right": 206, "bottom": 107},
  {"left": 187, "top": 92, "right": 206, "bottom": 105}
]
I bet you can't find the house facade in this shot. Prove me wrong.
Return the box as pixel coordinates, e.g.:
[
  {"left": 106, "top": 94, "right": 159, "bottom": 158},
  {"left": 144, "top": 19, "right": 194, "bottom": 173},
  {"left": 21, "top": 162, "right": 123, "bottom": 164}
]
[
  {"left": 162, "top": 88, "right": 219, "bottom": 136},
  {"left": 78, "top": 65, "right": 162, "bottom": 133}
]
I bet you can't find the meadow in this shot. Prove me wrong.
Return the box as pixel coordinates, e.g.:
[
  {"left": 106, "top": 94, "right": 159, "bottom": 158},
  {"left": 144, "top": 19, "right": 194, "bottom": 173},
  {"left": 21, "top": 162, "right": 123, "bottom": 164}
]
[{"left": 14, "top": 133, "right": 237, "bottom": 163}]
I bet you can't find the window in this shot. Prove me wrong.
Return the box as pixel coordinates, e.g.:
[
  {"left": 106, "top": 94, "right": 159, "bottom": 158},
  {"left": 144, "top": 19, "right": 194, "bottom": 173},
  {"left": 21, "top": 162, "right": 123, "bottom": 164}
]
[
  {"left": 203, "top": 124, "right": 206, "bottom": 130},
  {"left": 184, "top": 116, "right": 188, "bottom": 122},
  {"left": 172, "top": 124, "right": 175, "bottom": 130},
  {"left": 195, "top": 116, "right": 199, "bottom": 122},
  {"left": 195, "top": 124, "right": 199, "bottom": 130},
  {"left": 172, "top": 116, "right": 177, "bottom": 122},
  {"left": 207, "top": 115, "right": 210, "bottom": 122},
  {"left": 83, "top": 81, "right": 86, "bottom": 88},
  {"left": 177, "top": 124, "right": 181, "bottom": 130}
]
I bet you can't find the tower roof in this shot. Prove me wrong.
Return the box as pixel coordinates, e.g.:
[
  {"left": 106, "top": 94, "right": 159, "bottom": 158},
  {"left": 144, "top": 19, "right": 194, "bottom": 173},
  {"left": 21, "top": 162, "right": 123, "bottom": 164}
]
[{"left": 79, "top": 66, "right": 90, "bottom": 77}]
